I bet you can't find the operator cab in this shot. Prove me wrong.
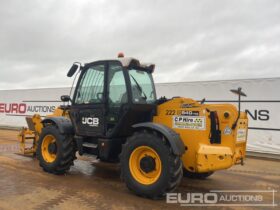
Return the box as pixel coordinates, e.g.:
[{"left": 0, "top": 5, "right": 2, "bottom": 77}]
[{"left": 66, "top": 55, "right": 157, "bottom": 138}]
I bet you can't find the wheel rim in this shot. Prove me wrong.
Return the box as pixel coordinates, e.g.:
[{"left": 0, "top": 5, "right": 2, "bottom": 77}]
[
  {"left": 129, "top": 146, "right": 162, "bottom": 185},
  {"left": 41, "top": 135, "right": 57, "bottom": 163}
]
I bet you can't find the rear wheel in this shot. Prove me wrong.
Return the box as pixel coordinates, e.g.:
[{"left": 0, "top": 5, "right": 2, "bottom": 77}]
[
  {"left": 183, "top": 168, "right": 214, "bottom": 179},
  {"left": 37, "top": 125, "right": 74, "bottom": 174},
  {"left": 120, "top": 130, "right": 183, "bottom": 199}
]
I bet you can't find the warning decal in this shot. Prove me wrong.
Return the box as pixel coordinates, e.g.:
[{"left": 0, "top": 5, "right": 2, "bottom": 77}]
[
  {"left": 173, "top": 116, "right": 206, "bottom": 130},
  {"left": 237, "top": 129, "right": 247, "bottom": 142}
]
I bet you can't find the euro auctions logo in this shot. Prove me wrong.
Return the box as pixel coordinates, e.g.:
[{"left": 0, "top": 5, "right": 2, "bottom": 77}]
[
  {"left": 0, "top": 103, "right": 27, "bottom": 114},
  {"left": 166, "top": 190, "right": 277, "bottom": 207},
  {"left": 0, "top": 102, "right": 56, "bottom": 115}
]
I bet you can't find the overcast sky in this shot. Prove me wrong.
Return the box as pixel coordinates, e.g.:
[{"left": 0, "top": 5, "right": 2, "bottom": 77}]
[{"left": 0, "top": 0, "right": 280, "bottom": 90}]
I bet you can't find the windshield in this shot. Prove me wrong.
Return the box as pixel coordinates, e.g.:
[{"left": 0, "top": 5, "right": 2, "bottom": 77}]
[{"left": 128, "top": 69, "right": 156, "bottom": 104}]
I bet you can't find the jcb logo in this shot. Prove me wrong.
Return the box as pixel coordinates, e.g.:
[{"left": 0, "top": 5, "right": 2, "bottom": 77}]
[{"left": 82, "top": 117, "right": 99, "bottom": 127}]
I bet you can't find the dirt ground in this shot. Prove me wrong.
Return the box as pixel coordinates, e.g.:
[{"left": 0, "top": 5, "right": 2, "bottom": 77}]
[{"left": 0, "top": 129, "right": 279, "bottom": 210}]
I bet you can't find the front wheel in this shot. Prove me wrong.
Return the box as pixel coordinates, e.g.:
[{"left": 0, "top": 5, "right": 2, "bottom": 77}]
[
  {"left": 37, "top": 125, "right": 74, "bottom": 174},
  {"left": 120, "top": 130, "right": 183, "bottom": 199}
]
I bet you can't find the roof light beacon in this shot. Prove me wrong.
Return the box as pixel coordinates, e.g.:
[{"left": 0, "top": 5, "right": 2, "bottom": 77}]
[{"left": 118, "top": 52, "right": 125, "bottom": 58}]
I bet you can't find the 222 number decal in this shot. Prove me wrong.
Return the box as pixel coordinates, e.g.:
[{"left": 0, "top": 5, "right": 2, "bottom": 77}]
[{"left": 166, "top": 110, "right": 176, "bottom": 115}]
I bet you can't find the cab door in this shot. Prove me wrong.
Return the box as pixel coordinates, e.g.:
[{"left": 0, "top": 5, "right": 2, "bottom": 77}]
[
  {"left": 70, "top": 62, "right": 106, "bottom": 136},
  {"left": 106, "top": 61, "right": 129, "bottom": 136}
]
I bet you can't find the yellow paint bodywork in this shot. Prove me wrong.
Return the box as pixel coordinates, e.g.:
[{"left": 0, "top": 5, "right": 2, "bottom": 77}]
[
  {"left": 18, "top": 107, "right": 69, "bottom": 155},
  {"left": 153, "top": 97, "right": 248, "bottom": 173},
  {"left": 18, "top": 114, "right": 43, "bottom": 155},
  {"left": 41, "top": 134, "right": 57, "bottom": 163}
]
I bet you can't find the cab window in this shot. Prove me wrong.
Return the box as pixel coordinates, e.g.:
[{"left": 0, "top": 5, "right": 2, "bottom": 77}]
[
  {"left": 108, "top": 64, "right": 127, "bottom": 105},
  {"left": 75, "top": 64, "right": 105, "bottom": 104},
  {"left": 128, "top": 69, "right": 156, "bottom": 104}
]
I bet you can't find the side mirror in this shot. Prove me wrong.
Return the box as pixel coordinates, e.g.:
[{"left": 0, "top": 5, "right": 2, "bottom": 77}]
[
  {"left": 67, "top": 62, "right": 81, "bottom": 77},
  {"left": 61, "top": 95, "right": 71, "bottom": 102}
]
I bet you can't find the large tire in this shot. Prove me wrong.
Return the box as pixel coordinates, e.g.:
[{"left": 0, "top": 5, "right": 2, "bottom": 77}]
[
  {"left": 120, "top": 130, "right": 183, "bottom": 199},
  {"left": 37, "top": 125, "right": 74, "bottom": 175},
  {"left": 183, "top": 168, "right": 214, "bottom": 179}
]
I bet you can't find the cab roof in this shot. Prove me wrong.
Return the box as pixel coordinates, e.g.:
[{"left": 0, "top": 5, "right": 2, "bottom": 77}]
[{"left": 117, "top": 57, "right": 155, "bottom": 72}]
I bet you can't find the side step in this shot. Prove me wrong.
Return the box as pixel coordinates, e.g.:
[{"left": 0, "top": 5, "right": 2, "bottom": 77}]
[
  {"left": 82, "top": 142, "right": 99, "bottom": 156},
  {"left": 74, "top": 136, "right": 122, "bottom": 161},
  {"left": 83, "top": 142, "right": 98, "bottom": 148}
]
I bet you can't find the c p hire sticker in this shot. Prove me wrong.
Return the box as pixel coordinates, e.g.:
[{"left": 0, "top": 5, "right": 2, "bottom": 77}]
[{"left": 173, "top": 116, "right": 206, "bottom": 130}]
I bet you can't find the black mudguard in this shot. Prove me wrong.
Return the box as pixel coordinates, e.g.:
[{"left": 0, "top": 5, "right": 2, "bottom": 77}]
[
  {"left": 41, "top": 117, "right": 74, "bottom": 134},
  {"left": 132, "top": 122, "right": 185, "bottom": 156}
]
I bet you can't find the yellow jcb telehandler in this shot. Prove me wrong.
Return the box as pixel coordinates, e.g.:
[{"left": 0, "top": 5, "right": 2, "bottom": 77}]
[{"left": 18, "top": 54, "right": 248, "bottom": 199}]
